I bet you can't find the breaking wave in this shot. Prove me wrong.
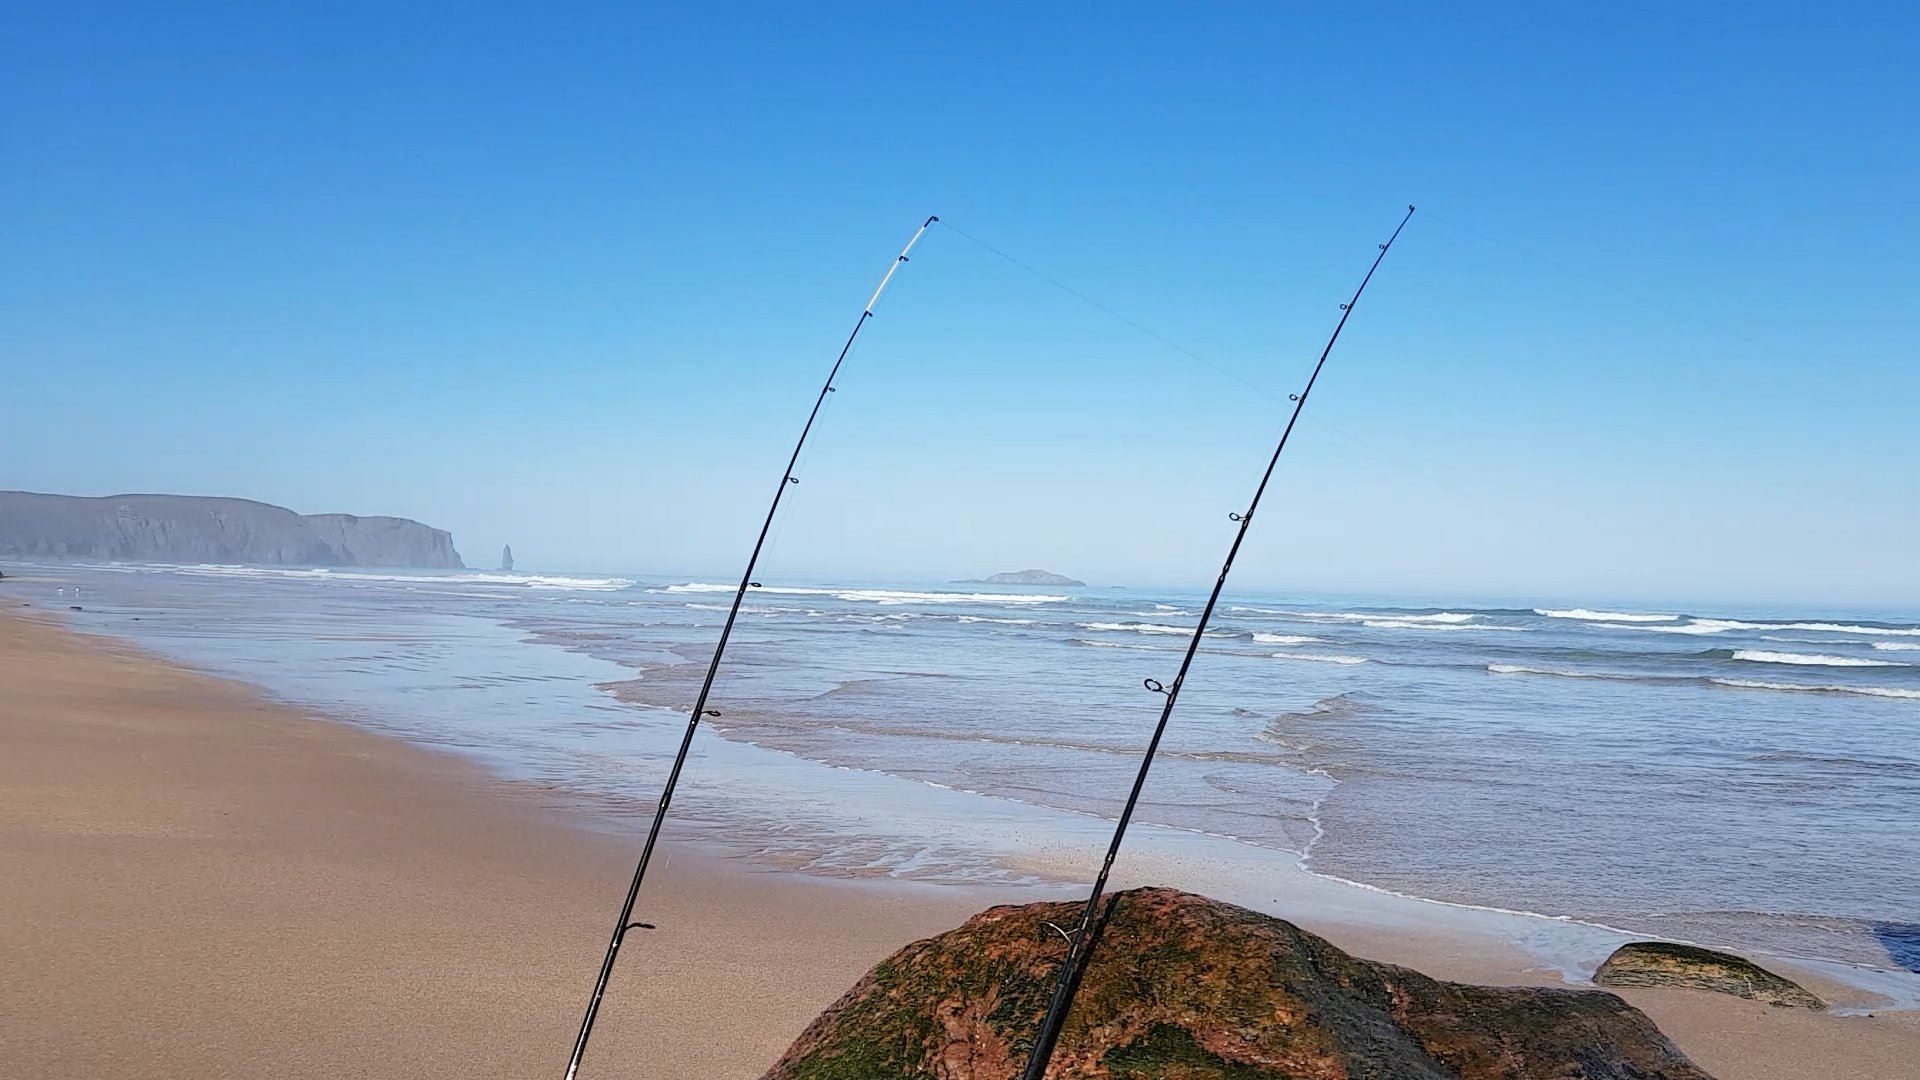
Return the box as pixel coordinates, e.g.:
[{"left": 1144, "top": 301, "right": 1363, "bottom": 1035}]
[
  {"left": 1253, "top": 632, "right": 1322, "bottom": 644},
  {"left": 1487, "top": 663, "right": 1648, "bottom": 681},
  {"left": 1709, "top": 679, "right": 1920, "bottom": 701},
  {"left": 1874, "top": 642, "right": 1920, "bottom": 652},
  {"left": 1080, "top": 621, "right": 1194, "bottom": 636},
  {"left": 660, "top": 583, "right": 1066, "bottom": 605},
  {"left": 1489, "top": 664, "right": 1920, "bottom": 701},
  {"left": 1305, "top": 610, "right": 1477, "bottom": 624},
  {"left": 1726, "top": 650, "right": 1902, "bottom": 669},
  {"left": 176, "top": 565, "right": 635, "bottom": 591},
  {"left": 1271, "top": 651, "right": 1369, "bottom": 665},
  {"left": 1360, "top": 618, "right": 1533, "bottom": 632},
  {"left": 1691, "top": 618, "right": 1920, "bottom": 637},
  {"left": 1536, "top": 608, "right": 1677, "bottom": 623}
]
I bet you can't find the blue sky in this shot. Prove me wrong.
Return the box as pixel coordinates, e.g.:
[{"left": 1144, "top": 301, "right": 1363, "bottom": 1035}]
[{"left": 4, "top": 4, "right": 1915, "bottom": 606}]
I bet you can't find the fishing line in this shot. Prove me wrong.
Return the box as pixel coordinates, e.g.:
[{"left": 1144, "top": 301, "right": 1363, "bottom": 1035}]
[
  {"left": 1016, "top": 206, "right": 1416, "bottom": 1080},
  {"left": 937, "top": 219, "right": 1286, "bottom": 406},
  {"left": 561, "top": 215, "right": 940, "bottom": 1080},
  {"left": 1423, "top": 209, "right": 1773, "bottom": 351}
]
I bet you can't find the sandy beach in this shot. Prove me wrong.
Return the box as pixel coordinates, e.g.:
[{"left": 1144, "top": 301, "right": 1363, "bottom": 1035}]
[{"left": 3, "top": 606, "right": 1914, "bottom": 1079}]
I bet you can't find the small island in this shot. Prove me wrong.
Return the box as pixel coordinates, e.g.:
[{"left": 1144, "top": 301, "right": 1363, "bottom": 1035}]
[{"left": 951, "top": 569, "right": 1085, "bottom": 587}]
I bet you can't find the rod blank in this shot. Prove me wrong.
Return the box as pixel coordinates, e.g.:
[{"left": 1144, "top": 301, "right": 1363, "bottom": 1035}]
[
  {"left": 561, "top": 215, "right": 938, "bottom": 1080},
  {"left": 1016, "top": 205, "right": 1416, "bottom": 1080}
]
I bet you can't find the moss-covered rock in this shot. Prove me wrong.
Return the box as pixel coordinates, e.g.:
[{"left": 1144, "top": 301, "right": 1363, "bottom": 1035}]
[
  {"left": 1594, "top": 941, "right": 1825, "bottom": 1010},
  {"left": 765, "top": 888, "right": 1711, "bottom": 1079}
]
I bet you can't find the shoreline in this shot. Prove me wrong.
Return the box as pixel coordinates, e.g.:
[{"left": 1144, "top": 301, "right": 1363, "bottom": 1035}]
[
  {"left": 18, "top": 558, "right": 1917, "bottom": 990},
  {"left": 0, "top": 608, "right": 997, "bottom": 1078},
  {"left": 4, "top": 606, "right": 1917, "bottom": 1077}
]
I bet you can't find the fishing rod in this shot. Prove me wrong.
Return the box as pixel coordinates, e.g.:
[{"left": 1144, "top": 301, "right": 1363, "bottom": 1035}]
[
  {"left": 1017, "top": 205, "right": 1415, "bottom": 1079},
  {"left": 563, "top": 214, "right": 938, "bottom": 1080}
]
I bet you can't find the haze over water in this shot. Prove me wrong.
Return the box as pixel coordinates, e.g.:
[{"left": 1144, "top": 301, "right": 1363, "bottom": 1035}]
[{"left": 24, "top": 561, "right": 1920, "bottom": 982}]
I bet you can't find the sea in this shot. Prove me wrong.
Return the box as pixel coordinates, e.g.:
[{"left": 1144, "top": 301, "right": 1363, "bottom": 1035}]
[{"left": 14, "top": 560, "right": 1919, "bottom": 1001}]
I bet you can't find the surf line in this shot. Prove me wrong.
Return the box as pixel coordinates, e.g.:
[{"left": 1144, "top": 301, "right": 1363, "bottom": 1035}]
[
  {"left": 1018, "top": 205, "right": 1417, "bottom": 1080},
  {"left": 561, "top": 215, "right": 940, "bottom": 1080}
]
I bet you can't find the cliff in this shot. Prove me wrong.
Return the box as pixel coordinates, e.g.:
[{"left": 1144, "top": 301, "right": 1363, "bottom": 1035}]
[
  {"left": 766, "top": 888, "right": 1710, "bottom": 1080},
  {"left": 0, "top": 491, "right": 463, "bottom": 569}
]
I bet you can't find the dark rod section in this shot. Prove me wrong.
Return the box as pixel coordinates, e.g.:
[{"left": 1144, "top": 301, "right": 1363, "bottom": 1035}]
[
  {"left": 562, "top": 215, "right": 939, "bottom": 1080},
  {"left": 1017, "top": 205, "right": 1416, "bottom": 1079}
]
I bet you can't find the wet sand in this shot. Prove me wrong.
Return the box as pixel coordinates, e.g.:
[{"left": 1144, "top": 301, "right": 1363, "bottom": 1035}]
[{"left": 2, "top": 607, "right": 1913, "bottom": 1078}]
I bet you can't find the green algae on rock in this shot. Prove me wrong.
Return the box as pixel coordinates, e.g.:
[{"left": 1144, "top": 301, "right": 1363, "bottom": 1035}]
[
  {"left": 764, "top": 887, "right": 1711, "bottom": 1079},
  {"left": 1594, "top": 941, "right": 1825, "bottom": 1010}
]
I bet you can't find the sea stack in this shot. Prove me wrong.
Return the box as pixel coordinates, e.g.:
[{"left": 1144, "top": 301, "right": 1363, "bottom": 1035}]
[{"left": 500, "top": 544, "right": 514, "bottom": 572}]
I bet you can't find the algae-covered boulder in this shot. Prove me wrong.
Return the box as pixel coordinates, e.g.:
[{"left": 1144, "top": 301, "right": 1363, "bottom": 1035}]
[
  {"left": 765, "top": 888, "right": 1710, "bottom": 1079},
  {"left": 1594, "top": 941, "right": 1824, "bottom": 1010}
]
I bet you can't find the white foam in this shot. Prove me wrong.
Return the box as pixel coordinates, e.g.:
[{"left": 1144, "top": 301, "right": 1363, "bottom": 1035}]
[
  {"left": 1536, "top": 608, "right": 1677, "bottom": 623},
  {"left": 1693, "top": 618, "right": 1920, "bottom": 637},
  {"left": 1081, "top": 621, "right": 1185, "bottom": 635},
  {"left": 660, "top": 583, "right": 1066, "bottom": 605},
  {"left": 1253, "top": 632, "right": 1322, "bottom": 644},
  {"left": 1079, "top": 621, "right": 1224, "bottom": 637},
  {"left": 1359, "top": 618, "right": 1518, "bottom": 633},
  {"left": 176, "top": 565, "right": 634, "bottom": 591},
  {"left": 956, "top": 615, "right": 1035, "bottom": 625},
  {"left": 1271, "top": 651, "right": 1369, "bottom": 665},
  {"left": 1873, "top": 642, "right": 1920, "bottom": 652},
  {"left": 1709, "top": 679, "right": 1920, "bottom": 701},
  {"left": 1613, "top": 622, "right": 1727, "bottom": 635},
  {"left": 1730, "top": 650, "right": 1900, "bottom": 668},
  {"left": 1276, "top": 610, "right": 1478, "bottom": 625},
  {"left": 1487, "top": 663, "right": 1633, "bottom": 681}
]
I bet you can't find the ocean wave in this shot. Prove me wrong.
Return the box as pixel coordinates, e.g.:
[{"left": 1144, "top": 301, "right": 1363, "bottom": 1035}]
[
  {"left": 1358, "top": 618, "right": 1532, "bottom": 632},
  {"left": 1487, "top": 663, "right": 1645, "bottom": 681},
  {"left": 659, "top": 583, "right": 1067, "bottom": 605},
  {"left": 1271, "top": 651, "right": 1369, "bottom": 665},
  {"left": 1874, "top": 642, "right": 1920, "bottom": 652},
  {"left": 1709, "top": 679, "right": 1920, "bottom": 701},
  {"left": 176, "top": 565, "right": 635, "bottom": 591},
  {"left": 1536, "top": 608, "right": 1677, "bottom": 623},
  {"left": 1273, "top": 610, "right": 1478, "bottom": 625},
  {"left": 1252, "top": 632, "right": 1322, "bottom": 644},
  {"left": 1692, "top": 618, "right": 1920, "bottom": 637},
  {"left": 1613, "top": 622, "right": 1728, "bottom": 635},
  {"left": 956, "top": 615, "right": 1035, "bottom": 625},
  {"left": 1256, "top": 692, "right": 1367, "bottom": 745},
  {"left": 1078, "top": 621, "right": 1229, "bottom": 638},
  {"left": 1727, "top": 650, "right": 1901, "bottom": 669},
  {"left": 1080, "top": 621, "right": 1190, "bottom": 635}
]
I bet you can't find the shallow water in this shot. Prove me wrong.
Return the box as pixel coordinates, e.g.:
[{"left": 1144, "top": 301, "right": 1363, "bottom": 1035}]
[{"left": 19, "top": 561, "right": 1919, "bottom": 980}]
